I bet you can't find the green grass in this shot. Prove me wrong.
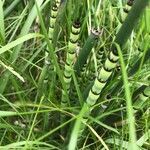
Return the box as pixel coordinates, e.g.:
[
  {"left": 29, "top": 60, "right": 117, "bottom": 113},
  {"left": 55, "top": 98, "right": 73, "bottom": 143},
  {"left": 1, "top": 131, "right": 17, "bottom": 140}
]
[{"left": 0, "top": 0, "right": 150, "bottom": 149}]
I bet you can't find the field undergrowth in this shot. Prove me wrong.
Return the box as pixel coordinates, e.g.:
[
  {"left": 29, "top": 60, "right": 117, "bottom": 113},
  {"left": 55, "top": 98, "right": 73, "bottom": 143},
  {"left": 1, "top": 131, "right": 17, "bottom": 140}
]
[{"left": 0, "top": 0, "right": 150, "bottom": 149}]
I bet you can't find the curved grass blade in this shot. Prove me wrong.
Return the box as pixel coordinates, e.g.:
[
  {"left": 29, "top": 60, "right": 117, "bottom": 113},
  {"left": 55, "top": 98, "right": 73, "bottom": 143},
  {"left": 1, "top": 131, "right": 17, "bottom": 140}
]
[
  {"left": 0, "top": 33, "right": 42, "bottom": 55},
  {"left": 116, "top": 43, "right": 137, "bottom": 149},
  {"left": 68, "top": 103, "right": 90, "bottom": 150},
  {"left": 0, "top": 60, "right": 24, "bottom": 82}
]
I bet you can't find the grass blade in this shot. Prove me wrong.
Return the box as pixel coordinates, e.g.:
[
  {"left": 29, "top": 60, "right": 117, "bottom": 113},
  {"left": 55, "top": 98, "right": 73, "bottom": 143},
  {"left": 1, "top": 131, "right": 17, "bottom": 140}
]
[
  {"left": 0, "top": 0, "right": 5, "bottom": 44},
  {"left": 116, "top": 44, "right": 137, "bottom": 149},
  {"left": 0, "top": 33, "right": 42, "bottom": 55}
]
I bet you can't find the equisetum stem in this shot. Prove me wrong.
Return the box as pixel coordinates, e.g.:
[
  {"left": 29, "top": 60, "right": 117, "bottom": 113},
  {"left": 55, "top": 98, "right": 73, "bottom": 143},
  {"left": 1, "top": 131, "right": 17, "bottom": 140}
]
[
  {"left": 60, "top": 20, "right": 81, "bottom": 136},
  {"left": 74, "top": 28, "right": 101, "bottom": 75},
  {"left": 61, "top": 20, "right": 81, "bottom": 106},
  {"left": 37, "top": 1, "right": 60, "bottom": 98},
  {"left": 96, "top": 46, "right": 104, "bottom": 70},
  {"left": 133, "top": 86, "right": 150, "bottom": 109},
  {"left": 121, "top": 0, "right": 134, "bottom": 23},
  {"left": 86, "top": 0, "right": 149, "bottom": 106},
  {"left": 68, "top": 1, "right": 149, "bottom": 148}
]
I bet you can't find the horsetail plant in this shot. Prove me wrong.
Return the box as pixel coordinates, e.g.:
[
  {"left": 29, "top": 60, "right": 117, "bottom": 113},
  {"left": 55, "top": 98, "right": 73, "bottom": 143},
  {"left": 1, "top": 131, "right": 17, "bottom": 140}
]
[
  {"left": 86, "top": 0, "right": 149, "bottom": 106},
  {"left": 116, "top": 0, "right": 135, "bottom": 35},
  {"left": 69, "top": 0, "right": 149, "bottom": 149},
  {"left": 74, "top": 28, "right": 101, "bottom": 75},
  {"left": 96, "top": 47, "right": 105, "bottom": 69},
  {"left": 37, "top": 1, "right": 60, "bottom": 98},
  {"left": 110, "top": 47, "right": 150, "bottom": 98},
  {"left": 60, "top": 21, "right": 81, "bottom": 132},
  {"left": 61, "top": 20, "right": 81, "bottom": 107},
  {"left": 0, "top": 0, "right": 150, "bottom": 150},
  {"left": 133, "top": 86, "right": 150, "bottom": 109},
  {"left": 121, "top": 0, "right": 134, "bottom": 23}
]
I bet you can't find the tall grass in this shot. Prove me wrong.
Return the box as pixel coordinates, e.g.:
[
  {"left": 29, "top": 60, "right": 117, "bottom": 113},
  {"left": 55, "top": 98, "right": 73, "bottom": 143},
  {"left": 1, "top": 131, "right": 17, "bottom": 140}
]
[{"left": 0, "top": 0, "right": 150, "bottom": 149}]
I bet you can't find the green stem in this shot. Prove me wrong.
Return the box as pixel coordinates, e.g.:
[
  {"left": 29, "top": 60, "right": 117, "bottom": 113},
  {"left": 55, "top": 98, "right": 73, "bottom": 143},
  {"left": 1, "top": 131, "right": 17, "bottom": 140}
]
[
  {"left": 114, "top": 0, "right": 149, "bottom": 51},
  {"left": 74, "top": 29, "right": 100, "bottom": 75}
]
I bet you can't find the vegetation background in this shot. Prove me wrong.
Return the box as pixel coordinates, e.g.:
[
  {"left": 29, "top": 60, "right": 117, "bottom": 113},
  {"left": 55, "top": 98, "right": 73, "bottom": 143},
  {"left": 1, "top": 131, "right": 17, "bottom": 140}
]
[{"left": 0, "top": 0, "right": 150, "bottom": 149}]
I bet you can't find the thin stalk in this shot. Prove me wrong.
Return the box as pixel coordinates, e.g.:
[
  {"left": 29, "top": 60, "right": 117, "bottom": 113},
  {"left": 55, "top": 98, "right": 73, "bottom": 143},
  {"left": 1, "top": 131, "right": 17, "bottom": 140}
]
[
  {"left": 4, "top": 0, "right": 21, "bottom": 17},
  {"left": 117, "top": 44, "right": 137, "bottom": 149},
  {"left": 0, "top": 0, "right": 5, "bottom": 44}
]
